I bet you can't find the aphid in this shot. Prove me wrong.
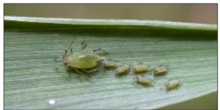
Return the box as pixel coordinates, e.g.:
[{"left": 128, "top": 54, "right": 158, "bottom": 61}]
[
  {"left": 102, "top": 59, "right": 116, "bottom": 69},
  {"left": 115, "top": 64, "right": 130, "bottom": 75},
  {"left": 135, "top": 76, "right": 152, "bottom": 86},
  {"left": 132, "top": 64, "right": 149, "bottom": 73},
  {"left": 153, "top": 65, "right": 168, "bottom": 76},
  {"left": 165, "top": 79, "right": 180, "bottom": 91},
  {"left": 55, "top": 29, "right": 108, "bottom": 76}
]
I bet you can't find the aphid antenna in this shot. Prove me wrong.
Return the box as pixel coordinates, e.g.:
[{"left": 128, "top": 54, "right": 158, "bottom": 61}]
[
  {"left": 67, "top": 28, "right": 81, "bottom": 51},
  {"left": 131, "top": 80, "right": 137, "bottom": 84},
  {"left": 77, "top": 40, "right": 108, "bottom": 54},
  {"left": 140, "top": 74, "right": 145, "bottom": 77},
  {"left": 54, "top": 29, "right": 81, "bottom": 62},
  {"left": 160, "top": 86, "right": 166, "bottom": 91},
  {"left": 55, "top": 67, "right": 66, "bottom": 72},
  {"left": 157, "top": 64, "right": 169, "bottom": 68},
  {"left": 148, "top": 68, "right": 154, "bottom": 75},
  {"left": 179, "top": 82, "right": 183, "bottom": 87},
  {"left": 131, "top": 76, "right": 138, "bottom": 84},
  {"left": 147, "top": 77, "right": 156, "bottom": 83},
  {"left": 137, "top": 62, "right": 144, "bottom": 65},
  {"left": 106, "top": 58, "right": 118, "bottom": 62}
]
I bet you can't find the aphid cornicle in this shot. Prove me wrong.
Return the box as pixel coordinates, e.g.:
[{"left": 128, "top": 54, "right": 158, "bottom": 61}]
[
  {"left": 135, "top": 76, "right": 152, "bottom": 86},
  {"left": 153, "top": 65, "right": 168, "bottom": 76},
  {"left": 55, "top": 30, "right": 108, "bottom": 76},
  {"left": 165, "top": 79, "right": 180, "bottom": 90},
  {"left": 115, "top": 64, "right": 130, "bottom": 75},
  {"left": 132, "top": 64, "right": 149, "bottom": 73}
]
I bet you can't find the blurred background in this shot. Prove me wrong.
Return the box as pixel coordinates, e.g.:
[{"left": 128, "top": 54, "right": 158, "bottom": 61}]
[
  {"left": 4, "top": 4, "right": 217, "bottom": 109},
  {"left": 4, "top": 4, "right": 217, "bottom": 24}
]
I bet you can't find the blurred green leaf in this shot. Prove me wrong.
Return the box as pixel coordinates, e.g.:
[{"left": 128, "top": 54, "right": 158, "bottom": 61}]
[{"left": 4, "top": 16, "right": 217, "bottom": 109}]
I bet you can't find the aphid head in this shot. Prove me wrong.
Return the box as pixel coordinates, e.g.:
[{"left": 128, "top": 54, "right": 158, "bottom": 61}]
[
  {"left": 165, "top": 83, "right": 170, "bottom": 88},
  {"left": 133, "top": 67, "right": 137, "bottom": 71},
  {"left": 154, "top": 70, "right": 159, "bottom": 74},
  {"left": 135, "top": 76, "right": 140, "bottom": 80},
  {"left": 62, "top": 56, "right": 68, "bottom": 65}
]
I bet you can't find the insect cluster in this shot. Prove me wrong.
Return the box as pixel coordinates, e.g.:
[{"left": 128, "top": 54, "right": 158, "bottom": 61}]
[
  {"left": 55, "top": 32, "right": 181, "bottom": 92},
  {"left": 114, "top": 63, "right": 180, "bottom": 91}
]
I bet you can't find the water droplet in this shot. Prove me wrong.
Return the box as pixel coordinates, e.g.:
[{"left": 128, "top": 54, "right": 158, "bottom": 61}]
[{"left": 48, "top": 99, "right": 56, "bottom": 105}]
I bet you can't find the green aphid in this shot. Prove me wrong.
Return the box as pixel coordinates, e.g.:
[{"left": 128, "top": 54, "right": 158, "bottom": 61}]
[
  {"left": 132, "top": 64, "right": 149, "bottom": 73},
  {"left": 115, "top": 64, "right": 130, "bottom": 74},
  {"left": 135, "top": 76, "right": 152, "bottom": 86},
  {"left": 165, "top": 79, "right": 180, "bottom": 90},
  {"left": 153, "top": 65, "right": 168, "bottom": 76},
  {"left": 55, "top": 30, "right": 108, "bottom": 76},
  {"left": 102, "top": 59, "right": 116, "bottom": 68}
]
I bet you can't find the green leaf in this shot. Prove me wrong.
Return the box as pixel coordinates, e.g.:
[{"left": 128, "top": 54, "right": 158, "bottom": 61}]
[{"left": 4, "top": 16, "right": 217, "bottom": 109}]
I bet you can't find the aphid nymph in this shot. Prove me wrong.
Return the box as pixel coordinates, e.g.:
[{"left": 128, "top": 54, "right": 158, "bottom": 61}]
[
  {"left": 55, "top": 30, "right": 107, "bottom": 76},
  {"left": 132, "top": 64, "right": 149, "bottom": 73},
  {"left": 102, "top": 59, "right": 116, "bottom": 69},
  {"left": 115, "top": 64, "right": 130, "bottom": 75},
  {"left": 135, "top": 76, "right": 152, "bottom": 86},
  {"left": 153, "top": 65, "right": 168, "bottom": 76},
  {"left": 165, "top": 79, "right": 180, "bottom": 91}
]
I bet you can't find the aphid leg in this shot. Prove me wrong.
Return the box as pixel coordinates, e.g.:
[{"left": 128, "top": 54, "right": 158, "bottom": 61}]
[
  {"left": 148, "top": 69, "right": 153, "bottom": 75},
  {"left": 82, "top": 44, "right": 88, "bottom": 50},
  {"left": 93, "top": 48, "right": 108, "bottom": 54},
  {"left": 132, "top": 81, "right": 137, "bottom": 84},
  {"left": 70, "top": 48, "right": 73, "bottom": 54},
  {"left": 74, "top": 68, "right": 90, "bottom": 79},
  {"left": 82, "top": 61, "right": 104, "bottom": 73},
  {"left": 131, "top": 77, "right": 137, "bottom": 84},
  {"left": 179, "top": 82, "right": 183, "bottom": 87}
]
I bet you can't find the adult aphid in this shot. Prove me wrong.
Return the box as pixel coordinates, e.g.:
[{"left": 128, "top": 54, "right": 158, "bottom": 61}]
[
  {"left": 165, "top": 79, "right": 180, "bottom": 91},
  {"left": 132, "top": 63, "right": 149, "bottom": 73},
  {"left": 153, "top": 65, "right": 168, "bottom": 76},
  {"left": 135, "top": 76, "right": 153, "bottom": 86},
  {"left": 115, "top": 64, "right": 130, "bottom": 75},
  {"left": 55, "top": 29, "right": 108, "bottom": 77}
]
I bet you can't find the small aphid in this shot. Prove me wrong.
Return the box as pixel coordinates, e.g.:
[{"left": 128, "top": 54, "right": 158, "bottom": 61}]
[
  {"left": 153, "top": 65, "right": 167, "bottom": 76},
  {"left": 135, "top": 76, "right": 152, "bottom": 86},
  {"left": 165, "top": 79, "right": 180, "bottom": 90},
  {"left": 102, "top": 59, "right": 116, "bottom": 68},
  {"left": 115, "top": 64, "right": 130, "bottom": 74},
  {"left": 132, "top": 64, "right": 148, "bottom": 73}
]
